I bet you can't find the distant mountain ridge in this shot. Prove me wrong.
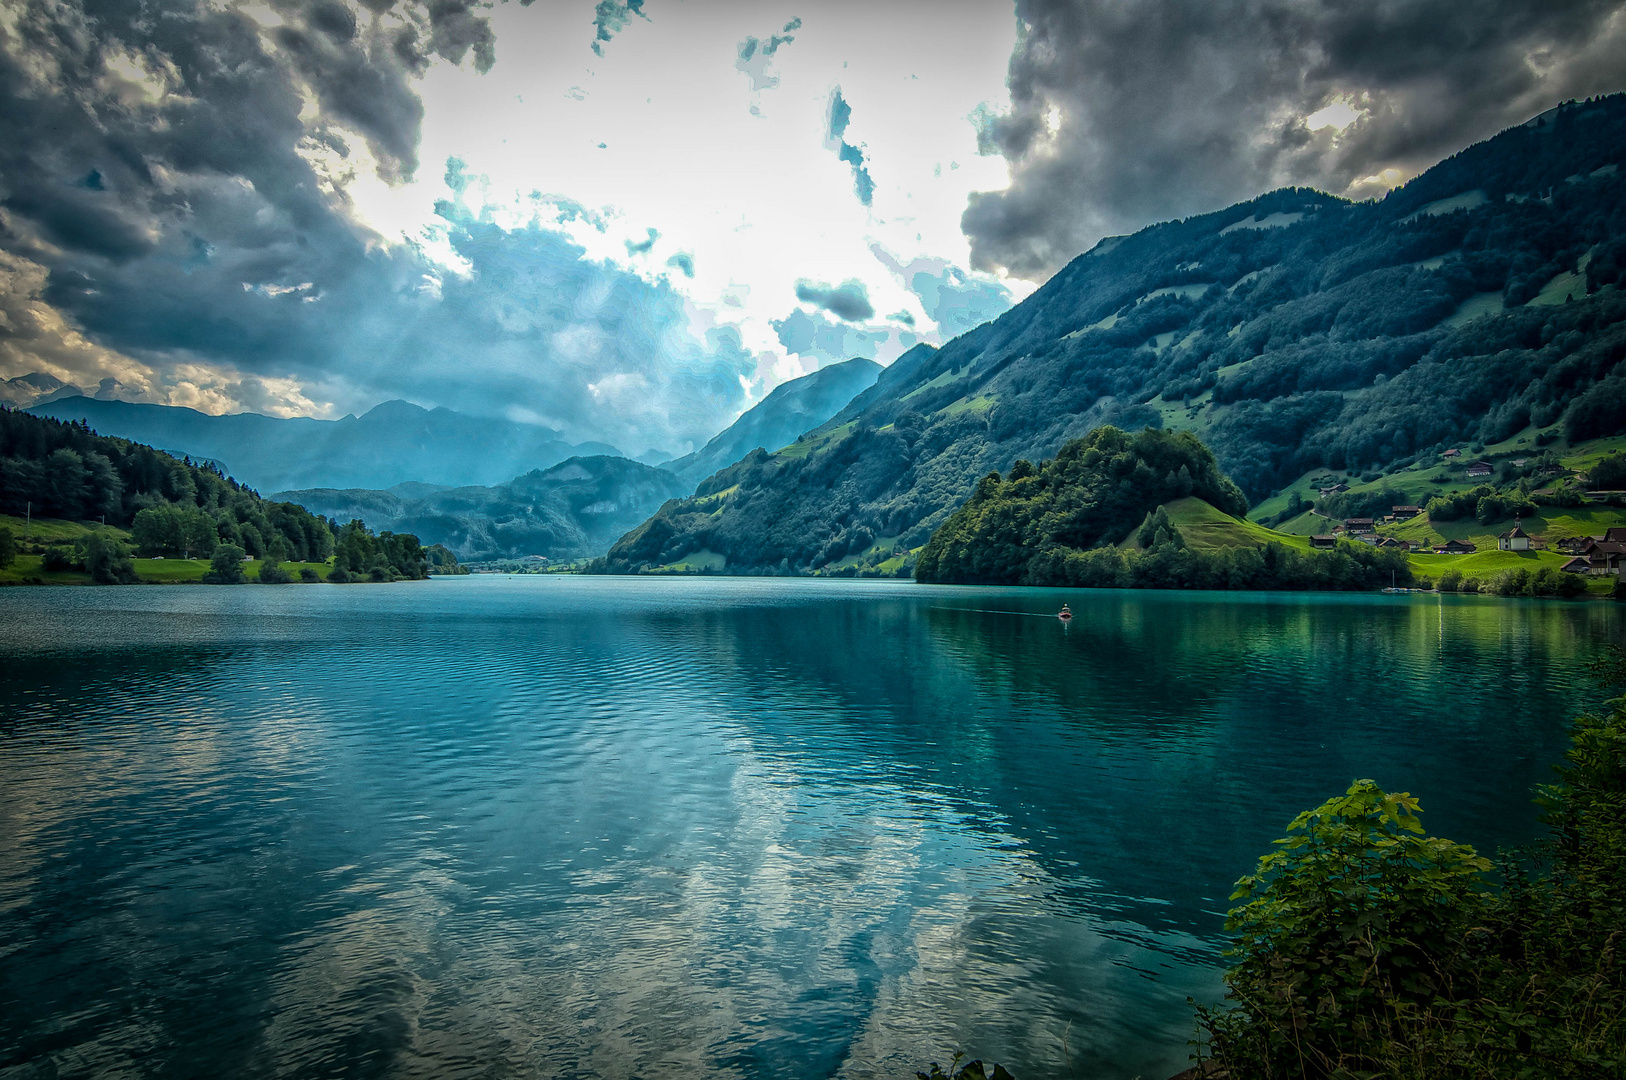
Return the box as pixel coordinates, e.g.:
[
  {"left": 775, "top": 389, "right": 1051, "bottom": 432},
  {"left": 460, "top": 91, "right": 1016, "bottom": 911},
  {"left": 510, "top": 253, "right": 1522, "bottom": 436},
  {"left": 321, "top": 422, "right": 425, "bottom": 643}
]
[
  {"left": 665, "top": 358, "right": 884, "bottom": 484},
  {"left": 29, "top": 397, "right": 622, "bottom": 493},
  {"left": 1, "top": 373, "right": 87, "bottom": 408},
  {"left": 20, "top": 354, "right": 888, "bottom": 497},
  {"left": 274, "top": 455, "right": 689, "bottom": 561},
  {"left": 597, "top": 95, "right": 1626, "bottom": 575}
]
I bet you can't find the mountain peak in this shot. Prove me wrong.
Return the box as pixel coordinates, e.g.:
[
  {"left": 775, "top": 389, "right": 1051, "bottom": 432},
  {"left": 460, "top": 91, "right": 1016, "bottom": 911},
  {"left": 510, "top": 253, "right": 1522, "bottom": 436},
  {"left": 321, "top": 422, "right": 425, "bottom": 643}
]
[
  {"left": 359, "top": 399, "right": 430, "bottom": 421},
  {"left": 1, "top": 372, "right": 85, "bottom": 408}
]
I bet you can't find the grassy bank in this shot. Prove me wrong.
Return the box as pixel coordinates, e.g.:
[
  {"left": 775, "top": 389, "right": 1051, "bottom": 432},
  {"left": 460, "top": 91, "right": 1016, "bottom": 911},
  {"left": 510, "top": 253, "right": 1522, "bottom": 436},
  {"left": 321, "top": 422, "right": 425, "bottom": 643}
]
[{"left": 0, "top": 553, "right": 337, "bottom": 586}]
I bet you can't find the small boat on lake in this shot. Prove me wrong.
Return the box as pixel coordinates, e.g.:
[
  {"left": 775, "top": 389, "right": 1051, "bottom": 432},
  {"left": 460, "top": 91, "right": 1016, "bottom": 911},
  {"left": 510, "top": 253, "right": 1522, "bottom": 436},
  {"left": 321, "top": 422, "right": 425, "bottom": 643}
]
[{"left": 1057, "top": 604, "right": 1073, "bottom": 621}]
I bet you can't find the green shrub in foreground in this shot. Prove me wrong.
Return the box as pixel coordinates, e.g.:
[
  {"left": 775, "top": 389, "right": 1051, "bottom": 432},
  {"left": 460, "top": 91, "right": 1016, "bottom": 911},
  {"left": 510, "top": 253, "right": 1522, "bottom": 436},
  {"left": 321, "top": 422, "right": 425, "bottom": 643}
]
[{"left": 1198, "top": 654, "right": 1626, "bottom": 1079}]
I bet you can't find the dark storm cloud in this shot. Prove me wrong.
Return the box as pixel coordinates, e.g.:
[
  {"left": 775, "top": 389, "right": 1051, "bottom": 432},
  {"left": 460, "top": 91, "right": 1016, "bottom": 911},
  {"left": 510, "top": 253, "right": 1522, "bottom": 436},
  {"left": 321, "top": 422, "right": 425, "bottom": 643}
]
[
  {"left": 794, "top": 278, "right": 875, "bottom": 322},
  {"left": 826, "top": 89, "right": 875, "bottom": 206},
  {"left": 964, "top": 0, "right": 1626, "bottom": 279},
  {"left": 0, "top": 0, "right": 754, "bottom": 447}
]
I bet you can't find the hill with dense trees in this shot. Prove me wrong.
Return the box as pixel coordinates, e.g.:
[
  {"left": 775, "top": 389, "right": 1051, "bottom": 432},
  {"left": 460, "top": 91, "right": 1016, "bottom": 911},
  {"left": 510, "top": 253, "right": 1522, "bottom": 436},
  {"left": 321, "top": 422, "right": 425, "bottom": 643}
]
[
  {"left": 0, "top": 406, "right": 429, "bottom": 581},
  {"left": 913, "top": 426, "right": 1244, "bottom": 582},
  {"left": 596, "top": 96, "right": 1626, "bottom": 576},
  {"left": 913, "top": 427, "right": 1418, "bottom": 592}
]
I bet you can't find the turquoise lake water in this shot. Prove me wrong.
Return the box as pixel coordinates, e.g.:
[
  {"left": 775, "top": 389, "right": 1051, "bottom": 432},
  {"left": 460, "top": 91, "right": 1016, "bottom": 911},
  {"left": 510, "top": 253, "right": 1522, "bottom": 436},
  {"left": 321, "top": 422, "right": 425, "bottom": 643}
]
[{"left": 0, "top": 578, "right": 1621, "bottom": 1079}]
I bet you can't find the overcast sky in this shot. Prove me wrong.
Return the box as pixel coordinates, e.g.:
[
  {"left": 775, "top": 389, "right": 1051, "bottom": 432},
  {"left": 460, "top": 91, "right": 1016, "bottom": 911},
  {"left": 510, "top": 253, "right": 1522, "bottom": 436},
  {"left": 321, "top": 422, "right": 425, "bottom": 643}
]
[{"left": 2, "top": 0, "right": 1624, "bottom": 453}]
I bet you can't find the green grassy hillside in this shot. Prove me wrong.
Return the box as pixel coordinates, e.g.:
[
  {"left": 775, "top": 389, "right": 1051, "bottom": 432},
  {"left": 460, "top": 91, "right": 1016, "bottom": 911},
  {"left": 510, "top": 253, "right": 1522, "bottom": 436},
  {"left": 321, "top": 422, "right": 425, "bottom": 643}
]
[
  {"left": 0, "top": 514, "right": 130, "bottom": 545},
  {"left": 1155, "top": 496, "right": 1314, "bottom": 551},
  {"left": 1137, "top": 498, "right": 1611, "bottom": 595},
  {"left": 1249, "top": 431, "right": 1626, "bottom": 524}
]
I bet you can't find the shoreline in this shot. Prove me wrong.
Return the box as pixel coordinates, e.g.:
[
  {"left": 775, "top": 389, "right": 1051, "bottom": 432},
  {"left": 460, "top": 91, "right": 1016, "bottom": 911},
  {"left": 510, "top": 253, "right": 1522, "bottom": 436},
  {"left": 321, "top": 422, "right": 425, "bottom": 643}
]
[{"left": 3, "top": 570, "right": 1617, "bottom": 600}]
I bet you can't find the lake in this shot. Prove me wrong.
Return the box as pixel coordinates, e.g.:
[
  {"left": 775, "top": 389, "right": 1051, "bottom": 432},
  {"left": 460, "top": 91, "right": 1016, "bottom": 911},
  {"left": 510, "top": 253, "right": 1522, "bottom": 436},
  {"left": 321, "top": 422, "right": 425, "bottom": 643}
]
[{"left": 1, "top": 578, "right": 1620, "bottom": 1080}]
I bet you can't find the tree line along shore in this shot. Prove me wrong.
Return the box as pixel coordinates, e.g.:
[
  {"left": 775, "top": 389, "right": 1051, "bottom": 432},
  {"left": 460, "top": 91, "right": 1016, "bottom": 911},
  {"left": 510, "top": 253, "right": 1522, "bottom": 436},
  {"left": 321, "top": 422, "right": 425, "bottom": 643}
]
[{"left": 0, "top": 407, "right": 461, "bottom": 585}]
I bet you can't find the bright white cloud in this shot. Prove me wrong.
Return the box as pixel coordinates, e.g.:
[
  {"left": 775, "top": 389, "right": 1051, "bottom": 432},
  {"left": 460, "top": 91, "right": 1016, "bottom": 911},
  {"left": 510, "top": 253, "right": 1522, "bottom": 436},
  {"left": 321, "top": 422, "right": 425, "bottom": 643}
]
[{"left": 342, "top": 0, "right": 1027, "bottom": 405}]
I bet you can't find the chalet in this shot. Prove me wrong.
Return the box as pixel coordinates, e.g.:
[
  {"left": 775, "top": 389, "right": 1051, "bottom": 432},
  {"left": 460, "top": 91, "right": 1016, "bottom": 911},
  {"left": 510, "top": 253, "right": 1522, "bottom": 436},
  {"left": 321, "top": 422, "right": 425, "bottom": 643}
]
[
  {"left": 1442, "top": 448, "right": 1462, "bottom": 458},
  {"left": 1433, "top": 539, "right": 1477, "bottom": 554},
  {"left": 1309, "top": 535, "right": 1338, "bottom": 549},
  {"left": 1497, "top": 524, "right": 1530, "bottom": 551},
  {"left": 1465, "top": 462, "right": 1494, "bottom": 478},
  {"left": 1586, "top": 541, "right": 1625, "bottom": 575},
  {"left": 1391, "top": 505, "right": 1422, "bottom": 519},
  {"left": 1561, "top": 557, "right": 1591, "bottom": 574},
  {"left": 1317, "top": 483, "right": 1348, "bottom": 497},
  {"left": 1345, "top": 517, "right": 1376, "bottom": 530},
  {"left": 1605, "top": 528, "right": 1626, "bottom": 543},
  {"left": 1512, "top": 458, "right": 1529, "bottom": 468},
  {"left": 1355, "top": 532, "right": 1382, "bottom": 545},
  {"left": 1377, "top": 537, "right": 1412, "bottom": 551},
  {"left": 1556, "top": 536, "right": 1593, "bottom": 554}
]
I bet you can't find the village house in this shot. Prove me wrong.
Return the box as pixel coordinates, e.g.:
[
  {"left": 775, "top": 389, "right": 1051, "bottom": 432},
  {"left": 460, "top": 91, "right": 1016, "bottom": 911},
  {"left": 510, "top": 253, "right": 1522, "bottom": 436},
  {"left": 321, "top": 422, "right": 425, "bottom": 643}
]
[
  {"left": 1554, "top": 531, "right": 1626, "bottom": 574},
  {"left": 1345, "top": 517, "right": 1375, "bottom": 530},
  {"left": 1377, "top": 536, "right": 1412, "bottom": 551},
  {"left": 1561, "top": 556, "right": 1591, "bottom": 574},
  {"left": 1317, "top": 482, "right": 1348, "bottom": 497},
  {"left": 1309, "top": 535, "right": 1338, "bottom": 549},
  {"left": 1433, "top": 539, "right": 1477, "bottom": 554},
  {"left": 1442, "top": 448, "right": 1462, "bottom": 458},
  {"left": 1391, "top": 505, "right": 1422, "bottom": 519},
  {"left": 1465, "top": 461, "right": 1494, "bottom": 478},
  {"left": 1356, "top": 532, "right": 1382, "bottom": 545},
  {"left": 1582, "top": 540, "right": 1625, "bottom": 575}
]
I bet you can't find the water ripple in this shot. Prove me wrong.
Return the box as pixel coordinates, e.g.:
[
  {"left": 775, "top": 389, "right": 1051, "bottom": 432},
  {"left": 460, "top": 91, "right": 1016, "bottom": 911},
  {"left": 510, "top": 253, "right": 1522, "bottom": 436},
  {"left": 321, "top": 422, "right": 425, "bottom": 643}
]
[{"left": 0, "top": 578, "right": 1618, "bottom": 1079}]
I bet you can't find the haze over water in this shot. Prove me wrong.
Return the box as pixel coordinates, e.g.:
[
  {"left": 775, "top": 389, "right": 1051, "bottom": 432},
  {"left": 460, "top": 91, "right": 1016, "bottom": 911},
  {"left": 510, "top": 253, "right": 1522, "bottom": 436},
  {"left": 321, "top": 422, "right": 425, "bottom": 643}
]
[{"left": 1, "top": 579, "right": 1619, "bottom": 1080}]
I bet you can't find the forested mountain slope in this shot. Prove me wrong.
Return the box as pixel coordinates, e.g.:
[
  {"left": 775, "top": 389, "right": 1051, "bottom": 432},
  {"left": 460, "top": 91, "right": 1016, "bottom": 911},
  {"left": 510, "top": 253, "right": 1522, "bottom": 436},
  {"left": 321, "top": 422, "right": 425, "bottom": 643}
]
[
  {"left": 30, "top": 397, "right": 621, "bottom": 492},
  {"left": 598, "top": 96, "right": 1626, "bottom": 575},
  {"left": 276, "top": 455, "right": 688, "bottom": 561},
  {"left": 665, "top": 357, "right": 883, "bottom": 486}
]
